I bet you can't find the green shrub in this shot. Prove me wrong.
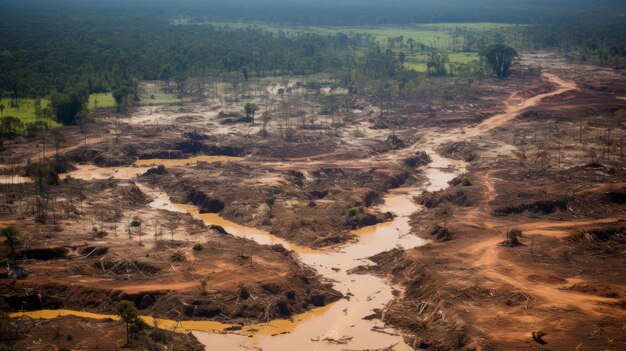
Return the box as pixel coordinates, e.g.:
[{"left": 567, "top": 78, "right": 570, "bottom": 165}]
[
  {"left": 351, "top": 130, "right": 365, "bottom": 138},
  {"left": 266, "top": 196, "right": 277, "bottom": 207},
  {"left": 192, "top": 243, "right": 203, "bottom": 251},
  {"left": 347, "top": 206, "right": 364, "bottom": 217},
  {"left": 505, "top": 229, "right": 522, "bottom": 246},
  {"left": 461, "top": 177, "right": 472, "bottom": 186},
  {"left": 130, "top": 219, "right": 141, "bottom": 227},
  {"left": 66, "top": 334, "right": 73, "bottom": 342}
]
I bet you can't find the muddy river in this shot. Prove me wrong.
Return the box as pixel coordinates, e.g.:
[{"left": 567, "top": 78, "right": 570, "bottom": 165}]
[
  {"left": 9, "top": 72, "right": 576, "bottom": 350},
  {"left": 11, "top": 150, "right": 463, "bottom": 351}
]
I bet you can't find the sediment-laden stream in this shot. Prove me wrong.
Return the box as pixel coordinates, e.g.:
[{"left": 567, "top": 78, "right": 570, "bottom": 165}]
[
  {"left": 142, "top": 151, "right": 463, "bottom": 351},
  {"left": 10, "top": 150, "right": 463, "bottom": 350},
  {"left": 9, "top": 72, "right": 577, "bottom": 351}
]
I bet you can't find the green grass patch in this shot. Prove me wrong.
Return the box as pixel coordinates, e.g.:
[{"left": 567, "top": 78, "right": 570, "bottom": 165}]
[
  {"left": 402, "top": 52, "right": 478, "bottom": 72},
  {"left": 196, "top": 21, "right": 519, "bottom": 51},
  {"left": 87, "top": 93, "right": 116, "bottom": 110},
  {"left": 447, "top": 52, "right": 479, "bottom": 64},
  {"left": 423, "top": 22, "right": 521, "bottom": 30},
  {"left": 403, "top": 62, "right": 428, "bottom": 72},
  {"left": 139, "top": 82, "right": 190, "bottom": 106},
  {"left": 0, "top": 98, "right": 59, "bottom": 127}
]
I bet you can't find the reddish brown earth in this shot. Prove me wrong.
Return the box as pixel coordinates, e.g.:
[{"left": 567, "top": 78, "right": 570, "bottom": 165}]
[
  {"left": 361, "top": 57, "right": 626, "bottom": 350},
  {"left": 1, "top": 55, "right": 625, "bottom": 350},
  {"left": 2, "top": 314, "right": 203, "bottom": 351}
]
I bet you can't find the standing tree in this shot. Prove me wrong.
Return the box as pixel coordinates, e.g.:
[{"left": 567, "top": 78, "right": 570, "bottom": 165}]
[
  {"left": 115, "top": 300, "right": 140, "bottom": 346},
  {"left": 112, "top": 86, "right": 136, "bottom": 113},
  {"left": 480, "top": 44, "right": 518, "bottom": 79},
  {"left": 50, "top": 87, "right": 88, "bottom": 125},
  {"left": 244, "top": 102, "right": 259, "bottom": 123},
  {"left": 265, "top": 196, "right": 277, "bottom": 217},
  {"left": 241, "top": 67, "right": 249, "bottom": 81},
  {"left": 0, "top": 103, "right": 4, "bottom": 117},
  {"left": 260, "top": 111, "right": 271, "bottom": 136},
  {"left": 1, "top": 226, "right": 19, "bottom": 254}
]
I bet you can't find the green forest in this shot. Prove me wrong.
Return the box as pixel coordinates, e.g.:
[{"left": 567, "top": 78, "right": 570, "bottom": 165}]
[{"left": 0, "top": 0, "right": 624, "bottom": 129}]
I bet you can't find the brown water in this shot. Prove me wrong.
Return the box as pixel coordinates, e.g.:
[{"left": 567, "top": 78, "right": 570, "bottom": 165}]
[
  {"left": 67, "top": 155, "right": 236, "bottom": 181},
  {"left": 6, "top": 71, "right": 577, "bottom": 350},
  {"left": 9, "top": 149, "right": 462, "bottom": 351},
  {"left": 135, "top": 149, "right": 463, "bottom": 351}
]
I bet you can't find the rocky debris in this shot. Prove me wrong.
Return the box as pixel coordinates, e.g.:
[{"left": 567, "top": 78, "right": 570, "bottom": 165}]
[
  {"left": 66, "top": 148, "right": 136, "bottom": 166},
  {"left": 309, "top": 190, "right": 329, "bottom": 199},
  {"left": 209, "top": 224, "right": 228, "bottom": 235},
  {"left": 6, "top": 263, "right": 28, "bottom": 279},
  {"left": 429, "top": 225, "right": 453, "bottom": 242},
  {"left": 347, "top": 211, "right": 392, "bottom": 229},
  {"left": 138, "top": 150, "right": 184, "bottom": 159},
  {"left": 183, "top": 131, "right": 209, "bottom": 141},
  {"left": 385, "top": 134, "right": 406, "bottom": 150},
  {"left": 145, "top": 165, "right": 167, "bottom": 175},
  {"left": 493, "top": 198, "right": 568, "bottom": 215},
  {"left": 186, "top": 190, "right": 225, "bottom": 213},
  {"left": 403, "top": 151, "right": 432, "bottom": 167},
  {"left": 221, "top": 116, "right": 253, "bottom": 124},
  {"left": 438, "top": 141, "right": 476, "bottom": 161},
  {"left": 369, "top": 118, "right": 389, "bottom": 129},
  {"left": 218, "top": 111, "right": 252, "bottom": 124},
  {"left": 416, "top": 189, "right": 471, "bottom": 208}
]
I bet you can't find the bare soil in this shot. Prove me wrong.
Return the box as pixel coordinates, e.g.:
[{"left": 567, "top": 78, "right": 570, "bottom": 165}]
[
  {"left": 3, "top": 314, "right": 204, "bottom": 351},
  {"left": 361, "top": 56, "right": 626, "bottom": 350},
  {"left": 1, "top": 54, "right": 625, "bottom": 350}
]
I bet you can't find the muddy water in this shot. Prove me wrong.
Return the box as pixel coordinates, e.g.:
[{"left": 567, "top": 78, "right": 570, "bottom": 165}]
[
  {"left": 67, "top": 156, "right": 236, "bottom": 181},
  {"left": 8, "top": 71, "right": 578, "bottom": 350},
  {"left": 134, "top": 149, "right": 463, "bottom": 351},
  {"left": 7, "top": 151, "right": 462, "bottom": 350}
]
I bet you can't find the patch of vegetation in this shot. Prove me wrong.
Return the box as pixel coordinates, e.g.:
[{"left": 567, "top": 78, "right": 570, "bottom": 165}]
[
  {"left": 87, "top": 93, "right": 116, "bottom": 110},
  {"left": 192, "top": 243, "right": 203, "bottom": 251},
  {"left": 1, "top": 226, "right": 19, "bottom": 254},
  {"left": 351, "top": 130, "right": 365, "bottom": 138},
  {"left": 115, "top": 300, "right": 140, "bottom": 346},
  {"left": 266, "top": 196, "right": 277, "bottom": 216},
  {"left": 0, "top": 98, "right": 55, "bottom": 125},
  {"left": 461, "top": 177, "right": 472, "bottom": 186},
  {"left": 347, "top": 206, "right": 365, "bottom": 217},
  {"left": 503, "top": 229, "right": 523, "bottom": 247}
]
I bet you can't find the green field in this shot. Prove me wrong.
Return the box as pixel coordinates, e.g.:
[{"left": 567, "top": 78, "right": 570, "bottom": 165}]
[
  {"left": 88, "top": 93, "right": 116, "bottom": 110},
  {"left": 196, "top": 21, "right": 505, "bottom": 73},
  {"left": 139, "top": 82, "right": 193, "bottom": 105},
  {"left": 89, "top": 88, "right": 188, "bottom": 109},
  {"left": 424, "top": 22, "right": 520, "bottom": 30},
  {"left": 0, "top": 98, "right": 60, "bottom": 127},
  {"left": 202, "top": 21, "right": 519, "bottom": 51}
]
